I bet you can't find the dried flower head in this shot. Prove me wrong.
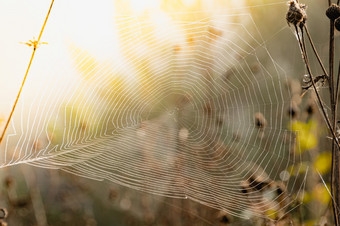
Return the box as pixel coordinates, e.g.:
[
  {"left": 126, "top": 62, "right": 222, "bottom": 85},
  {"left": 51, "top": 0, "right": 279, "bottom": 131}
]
[
  {"left": 286, "top": 1, "right": 307, "bottom": 26},
  {"left": 288, "top": 101, "right": 299, "bottom": 119},
  {"left": 306, "top": 98, "right": 316, "bottom": 116},
  {"left": 326, "top": 4, "right": 340, "bottom": 20},
  {"left": 4, "top": 176, "right": 13, "bottom": 189},
  {"left": 216, "top": 211, "right": 233, "bottom": 224},
  {"left": 0, "top": 209, "right": 7, "bottom": 220},
  {"left": 335, "top": 18, "right": 340, "bottom": 31},
  {"left": 254, "top": 112, "right": 267, "bottom": 128},
  {"left": 248, "top": 175, "right": 270, "bottom": 191}
]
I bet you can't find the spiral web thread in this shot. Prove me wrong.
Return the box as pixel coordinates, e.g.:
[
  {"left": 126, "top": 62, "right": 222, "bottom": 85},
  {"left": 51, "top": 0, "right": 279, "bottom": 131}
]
[{"left": 0, "top": 1, "right": 306, "bottom": 219}]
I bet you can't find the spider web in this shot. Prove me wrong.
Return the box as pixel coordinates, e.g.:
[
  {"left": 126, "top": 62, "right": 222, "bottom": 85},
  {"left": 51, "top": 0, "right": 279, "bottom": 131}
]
[{"left": 0, "top": 0, "right": 306, "bottom": 219}]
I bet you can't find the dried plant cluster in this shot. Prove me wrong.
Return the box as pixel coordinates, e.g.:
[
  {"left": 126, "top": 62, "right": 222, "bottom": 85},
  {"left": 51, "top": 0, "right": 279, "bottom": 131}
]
[{"left": 286, "top": 0, "right": 340, "bottom": 225}]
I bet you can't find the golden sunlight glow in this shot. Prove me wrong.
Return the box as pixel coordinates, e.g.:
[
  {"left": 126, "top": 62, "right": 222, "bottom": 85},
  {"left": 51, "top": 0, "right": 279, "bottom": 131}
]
[
  {"left": 181, "top": 0, "right": 197, "bottom": 7},
  {"left": 0, "top": 0, "right": 246, "bottom": 115},
  {"left": 129, "top": 0, "right": 161, "bottom": 13}
]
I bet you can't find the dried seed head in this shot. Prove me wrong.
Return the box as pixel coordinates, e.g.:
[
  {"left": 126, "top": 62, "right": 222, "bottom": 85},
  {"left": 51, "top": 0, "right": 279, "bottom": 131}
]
[
  {"left": 274, "top": 182, "right": 286, "bottom": 196},
  {"left": 299, "top": 3, "right": 308, "bottom": 24},
  {"left": 216, "top": 211, "right": 233, "bottom": 224},
  {"left": 0, "top": 209, "right": 7, "bottom": 220},
  {"left": 326, "top": 4, "right": 340, "bottom": 20},
  {"left": 220, "top": 215, "right": 231, "bottom": 224},
  {"left": 306, "top": 100, "right": 316, "bottom": 116},
  {"left": 108, "top": 188, "right": 118, "bottom": 201},
  {"left": 248, "top": 176, "right": 270, "bottom": 191},
  {"left": 240, "top": 180, "right": 250, "bottom": 194},
  {"left": 4, "top": 176, "right": 13, "bottom": 189},
  {"left": 286, "top": 1, "right": 307, "bottom": 26},
  {"left": 12, "top": 198, "right": 30, "bottom": 208},
  {"left": 254, "top": 112, "right": 267, "bottom": 128},
  {"left": 335, "top": 18, "right": 340, "bottom": 31},
  {"left": 288, "top": 101, "right": 299, "bottom": 119}
]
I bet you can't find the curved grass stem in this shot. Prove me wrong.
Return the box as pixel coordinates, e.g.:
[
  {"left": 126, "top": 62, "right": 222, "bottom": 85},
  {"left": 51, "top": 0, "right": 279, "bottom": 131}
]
[{"left": 0, "top": 0, "right": 55, "bottom": 146}]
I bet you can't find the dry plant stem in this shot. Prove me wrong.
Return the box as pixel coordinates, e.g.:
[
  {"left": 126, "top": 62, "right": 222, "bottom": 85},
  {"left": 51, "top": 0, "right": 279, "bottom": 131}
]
[
  {"left": 333, "top": 61, "right": 340, "bottom": 226},
  {"left": 304, "top": 13, "right": 339, "bottom": 223},
  {"left": 336, "top": 61, "right": 340, "bottom": 109},
  {"left": 329, "top": 19, "right": 335, "bottom": 103},
  {"left": 329, "top": 16, "right": 340, "bottom": 225},
  {"left": 0, "top": 52, "right": 35, "bottom": 146},
  {"left": 326, "top": 0, "right": 340, "bottom": 219},
  {"left": 294, "top": 26, "right": 340, "bottom": 148},
  {"left": 0, "top": 0, "right": 55, "bottom": 146},
  {"left": 303, "top": 25, "right": 329, "bottom": 78},
  {"left": 299, "top": 29, "right": 340, "bottom": 223},
  {"left": 298, "top": 32, "right": 340, "bottom": 224}
]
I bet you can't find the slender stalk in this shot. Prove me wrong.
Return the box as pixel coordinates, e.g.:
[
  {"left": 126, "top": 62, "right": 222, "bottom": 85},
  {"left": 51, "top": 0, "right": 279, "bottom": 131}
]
[
  {"left": 333, "top": 60, "right": 340, "bottom": 226},
  {"left": 291, "top": 1, "right": 340, "bottom": 224},
  {"left": 336, "top": 61, "right": 340, "bottom": 111},
  {"left": 298, "top": 33, "right": 340, "bottom": 225},
  {"left": 303, "top": 25, "right": 329, "bottom": 78},
  {"left": 329, "top": 19, "right": 335, "bottom": 108},
  {"left": 294, "top": 25, "right": 340, "bottom": 148},
  {"left": 328, "top": 8, "right": 340, "bottom": 223},
  {"left": 0, "top": 0, "right": 55, "bottom": 146}
]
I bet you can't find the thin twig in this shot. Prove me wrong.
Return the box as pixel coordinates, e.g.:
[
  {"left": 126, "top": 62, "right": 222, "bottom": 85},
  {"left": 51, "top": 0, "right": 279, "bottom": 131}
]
[
  {"left": 303, "top": 25, "right": 329, "bottom": 79},
  {"left": 336, "top": 61, "right": 340, "bottom": 108},
  {"left": 294, "top": 25, "right": 340, "bottom": 148},
  {"left": 332, "top": 60, "right": 340, "bottom": 226},
  {"left": 317, "top": 169, "right": 340, "bottom": 214},
  {"left": 328, "top": 8, "right": 340, "bottom": 223},
  {"left": 299, "top": 30, "right": 340, "bottom": 226},
  {"left": 0, "top": 0, "right": 55, "bottom": 146},
  {"left": 330, "top": 19, "right": 335, "bottom": 102},
  {"left": 333, "top": 21, "right": 340, "bottom": 226},
  {"left": 328, "top": 19, "right": 335, "bottom": 109}
]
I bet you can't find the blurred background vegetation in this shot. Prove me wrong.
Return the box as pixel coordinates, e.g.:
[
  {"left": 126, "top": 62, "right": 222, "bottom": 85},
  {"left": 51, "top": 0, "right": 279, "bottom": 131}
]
[{"left": 0, "top": 0, "right": 339, "bottom": 225}]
